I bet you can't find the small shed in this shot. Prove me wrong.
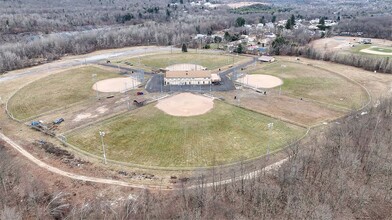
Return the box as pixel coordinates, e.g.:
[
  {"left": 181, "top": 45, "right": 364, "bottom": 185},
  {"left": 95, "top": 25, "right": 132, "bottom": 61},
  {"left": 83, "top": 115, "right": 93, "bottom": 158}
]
[
  {"left": 258, "top": 56, "right": 275, "bottom": 63},
  {"left": 211, "top": 74, "right": 221, "bottom": 84}
]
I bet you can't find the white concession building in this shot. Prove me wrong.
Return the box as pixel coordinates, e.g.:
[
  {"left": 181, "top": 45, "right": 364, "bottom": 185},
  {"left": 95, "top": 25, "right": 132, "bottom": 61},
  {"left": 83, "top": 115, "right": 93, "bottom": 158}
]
[{"left": 164, "top": 70, "right": 212, "bottom": 85}]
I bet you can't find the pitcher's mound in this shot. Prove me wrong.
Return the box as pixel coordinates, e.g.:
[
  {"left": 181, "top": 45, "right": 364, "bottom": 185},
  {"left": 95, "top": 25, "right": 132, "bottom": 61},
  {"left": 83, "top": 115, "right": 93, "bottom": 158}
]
[
  {"left": 156, "top": 93, "right": 214, "bottom": 117},
  {"left": 93, "top": 77, "right": 140, "bottom": 93},
  {"left": 238, "top": 74, "right": 283, "bottom": 89}
]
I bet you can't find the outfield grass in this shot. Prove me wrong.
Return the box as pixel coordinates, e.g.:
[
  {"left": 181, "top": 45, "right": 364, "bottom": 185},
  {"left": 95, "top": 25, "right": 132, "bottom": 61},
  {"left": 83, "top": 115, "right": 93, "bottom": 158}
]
[
  {"left": 8, "top": 66, "right": 120, "bottom": 120},
  {"left": 67, "top": 101, "right": 305, "bottom": 167},
  {"left": 350, "top": 45, "right": 392, "bottom": 57},
  {"left": 369, "top": 47, "right": 392, "bottom": 53},
  {"left": 123, "top": 52, "right": 250, "bottom": 70},
  {"left": 248, "top": 61, "right": 367, "bottom": 109}
]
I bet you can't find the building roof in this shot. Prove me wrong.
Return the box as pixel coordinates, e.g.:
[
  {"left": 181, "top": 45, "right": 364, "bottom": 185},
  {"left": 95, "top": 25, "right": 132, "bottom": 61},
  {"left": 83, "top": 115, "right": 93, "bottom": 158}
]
[
  {"left": 258, "top": 56, "right": 275, "bottom": 62},
  {"left": 211, "top": 74, "right": 221, "bottom": 82},
  {"left": 165, "top": 70, "right": 212, "bottom": 79}
]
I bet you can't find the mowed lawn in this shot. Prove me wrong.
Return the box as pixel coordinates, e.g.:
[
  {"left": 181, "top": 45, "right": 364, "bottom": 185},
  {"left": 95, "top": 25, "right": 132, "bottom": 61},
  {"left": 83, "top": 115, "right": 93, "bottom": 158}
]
[
  {"left": 350, "top": 45, "right": 392, "bottom": 57},
  {"left": 249, "top": 62, "right": 367, "bottom": 109},
  {"left": 8, "top": 66, "right": 120, "bottom": 120},
  {"left": 124, "top": 53, "right": 250, "bottom": 70},
  {"left": 67, "top": 101, "right": 305, "bottom": 168}
]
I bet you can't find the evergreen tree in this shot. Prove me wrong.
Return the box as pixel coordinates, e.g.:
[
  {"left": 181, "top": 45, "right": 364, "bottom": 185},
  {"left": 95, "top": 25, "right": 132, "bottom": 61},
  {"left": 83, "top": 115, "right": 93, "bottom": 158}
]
[
  {"left": 235, "top": 17, "right": 246, "bottom": 27},
  {"left": 182, "top": 43, "right": 188, "bottom": 52},
  {"left": 290, "top": 14, "right": 296, "bottom": 26},
  {"left": 224, "top": 31, "right": 231, "bottom": 42},
  {"left": 285, "top": 19, "right": 292, "bottom": 29},
  {"left": 271, "top": 15, "right": 276, "bottom": 23},
  {"left": 236, "top": 44, "right": 243, "bottom": 53}
]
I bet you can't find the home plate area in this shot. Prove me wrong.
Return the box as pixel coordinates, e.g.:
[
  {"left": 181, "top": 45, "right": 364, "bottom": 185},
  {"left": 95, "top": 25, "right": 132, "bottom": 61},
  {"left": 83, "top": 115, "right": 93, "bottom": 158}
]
[{"left": 155, "top": 93, "right": 214, "bottom": 117}]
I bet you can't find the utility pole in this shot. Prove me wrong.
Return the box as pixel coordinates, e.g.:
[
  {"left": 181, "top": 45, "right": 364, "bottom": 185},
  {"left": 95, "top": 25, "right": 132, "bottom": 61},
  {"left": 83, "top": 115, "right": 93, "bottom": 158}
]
[
  {"left": 99, "top": 131, "right": 107, "bottom": 164},
  {"left": 267, "top": 123, "right": 274, "bottom": 160}
]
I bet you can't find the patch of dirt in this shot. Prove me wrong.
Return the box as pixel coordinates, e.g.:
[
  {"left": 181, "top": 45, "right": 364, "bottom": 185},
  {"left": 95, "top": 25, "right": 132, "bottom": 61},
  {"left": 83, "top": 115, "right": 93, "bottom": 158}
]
[
  {"left": 73, "top": 113, "right": 97, "bottom": 122},
  {"left": 96, "top": 106, "right": 108, "bottom": 114},
  {"left": 237, "top": 74, "right": 283, "bottom": 89},
  {"left": 155, "top": 93, "right": 214, "bottom": 117},
  {"left": 214, "top": 90, "right": 345, "bottom": 127},
  {"left": 93, "top": 77, "right": 141, "bottom": 93}
]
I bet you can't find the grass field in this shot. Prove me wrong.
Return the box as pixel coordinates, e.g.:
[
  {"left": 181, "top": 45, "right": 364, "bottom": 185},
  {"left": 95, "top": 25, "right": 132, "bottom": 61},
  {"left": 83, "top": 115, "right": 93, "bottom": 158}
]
[
  {"left": 248, "top": 61, "right": 367, "bottom": 109},
  {"left": 8, "top": 66, "right": 120, "bottom": 120},
  {"left": 350, "top": 45, "right": 392, "bottom": 56},
  {"left": 369, "top": 47, "right": 392, "bottom": 53},
  {"left": 67, "top": 101, "right": 305, "bottom": 167},
  {"left": 123, "top": 52, "right": 250, "bottom": 70}
]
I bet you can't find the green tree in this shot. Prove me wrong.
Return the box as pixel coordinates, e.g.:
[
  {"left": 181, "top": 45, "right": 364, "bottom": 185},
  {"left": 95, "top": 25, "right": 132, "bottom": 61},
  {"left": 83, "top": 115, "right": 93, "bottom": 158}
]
[
  {"left": 224, "top": 31, "right": 231, "bottom": 42},
  {"left": 318, "top": 17, "right": 326, "bottom": 30},
  {"left": 271, "top": 15, "right": 276, "bottom": 23},
  {"left": 319, "top": 17, "right": 325, "bottom": 26},
  {"left": 290, "top": 14, "right": 296, "bottom": 26},
  {"left": 235, "top": 17, "right": 246, "bottom": 27},
  {"left": 166, "top": 9, "right": 171, "bottom": 18},
  {"left": 259, "top": 16, "right": 266, "bottom": 25},
  {"left": 236, "top": 44, "right": 244, "bottom": 53},
  {"left": 214, "top": 36, "right": 222, "bottom": 43},
  {"left": 182, "top": 43, "right": 188, "bottom": 52},
  {"left": 285, "top": 19, "right": 292, "bottom": 29},
  {"left": 271, "top": 36, "right": 287, "bottom": 55}
]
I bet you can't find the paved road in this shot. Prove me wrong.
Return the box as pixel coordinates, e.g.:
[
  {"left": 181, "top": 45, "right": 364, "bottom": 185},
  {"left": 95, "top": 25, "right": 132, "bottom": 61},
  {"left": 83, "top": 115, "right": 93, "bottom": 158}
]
[{"left": 0, "top": 46, "right": 176, "bottom": 83}]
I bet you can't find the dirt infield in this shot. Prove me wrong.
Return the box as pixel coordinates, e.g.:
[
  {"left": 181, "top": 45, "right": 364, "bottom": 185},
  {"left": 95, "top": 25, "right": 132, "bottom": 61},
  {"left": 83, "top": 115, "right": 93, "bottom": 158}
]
[
  {"left": 166, "top": 63, "right": 207, "bottom": 71},
  {"left": 155, "top": 93, "right": 214, "bottom": 117},
  {"left": 92, "top": 77, "right": 140, "bottom": 93},
  {"left": 360, "top": 47, "right": 392, "bottom": 56},
  {"left": 238, "top": 74, "right": 283, "bottom": 89}
]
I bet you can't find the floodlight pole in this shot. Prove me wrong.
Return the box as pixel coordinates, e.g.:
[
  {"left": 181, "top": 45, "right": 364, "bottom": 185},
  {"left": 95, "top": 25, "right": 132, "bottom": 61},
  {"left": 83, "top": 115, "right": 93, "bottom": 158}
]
[
  {"left": 99, "top": 131, "right": 107, "bottom": 164},
  {"left": 267, "top": 123, "right": 274, "bottom": 160}
]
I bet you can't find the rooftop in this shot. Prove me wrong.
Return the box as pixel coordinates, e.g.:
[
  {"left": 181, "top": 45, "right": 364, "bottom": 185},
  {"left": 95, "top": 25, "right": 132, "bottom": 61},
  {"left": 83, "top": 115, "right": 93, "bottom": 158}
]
[{"left": 165, "top": 70, "right": 212, "bottom": 78}]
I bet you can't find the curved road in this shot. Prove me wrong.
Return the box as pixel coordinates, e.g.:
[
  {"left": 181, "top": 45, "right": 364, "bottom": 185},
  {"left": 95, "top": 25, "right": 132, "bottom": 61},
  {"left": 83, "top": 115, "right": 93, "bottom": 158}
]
[{"left": 0, "top": 132, "right": 286, "bottom": 189}]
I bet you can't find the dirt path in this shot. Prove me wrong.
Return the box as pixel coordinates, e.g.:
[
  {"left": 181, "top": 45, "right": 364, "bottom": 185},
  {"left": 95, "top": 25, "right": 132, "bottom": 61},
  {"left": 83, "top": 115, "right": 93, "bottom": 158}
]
[
  {"left": 0, "top": 132, "right": 148, "bottom": 188},
  {"left": 0, "top": 131, "right": 287, "bottom": 189}
]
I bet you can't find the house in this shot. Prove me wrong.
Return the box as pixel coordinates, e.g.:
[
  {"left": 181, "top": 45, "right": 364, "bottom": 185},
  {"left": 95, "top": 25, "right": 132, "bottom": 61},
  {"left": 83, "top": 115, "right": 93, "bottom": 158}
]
[
  {"left": 264, "top": 32, "right": 276, "bottom": 39},
  {"left": 258, "top": 56, "right": 275, "bottom": 63},
  {"left": 164, "top": 70, "right": 212, "bottom": 85}
]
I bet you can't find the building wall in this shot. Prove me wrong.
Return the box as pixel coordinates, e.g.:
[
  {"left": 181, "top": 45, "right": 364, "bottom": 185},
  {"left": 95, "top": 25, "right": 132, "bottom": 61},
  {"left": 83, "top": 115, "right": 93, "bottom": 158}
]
[{"left": 164, "top": 77, "right": 211, "bottom": 85}]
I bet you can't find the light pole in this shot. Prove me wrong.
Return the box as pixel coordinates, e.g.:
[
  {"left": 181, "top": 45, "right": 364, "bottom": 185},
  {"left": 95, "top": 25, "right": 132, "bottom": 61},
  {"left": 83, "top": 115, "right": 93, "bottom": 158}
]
[
  {"left": 99, "top": 131, "right": 107, "bottom": 164},
  {"left": 267, "top": 123, "right": 274, "bottom": 160}
]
